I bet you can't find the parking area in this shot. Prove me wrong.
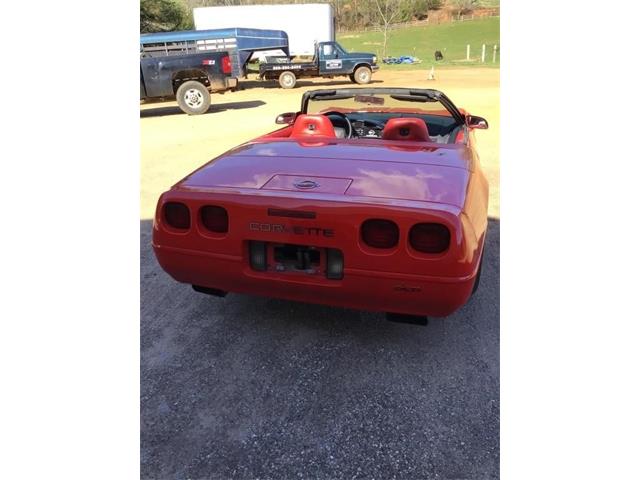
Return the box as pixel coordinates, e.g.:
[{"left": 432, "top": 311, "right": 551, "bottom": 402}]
[{"left": 141, "top": 67, "right": 500, "bottom": 479}]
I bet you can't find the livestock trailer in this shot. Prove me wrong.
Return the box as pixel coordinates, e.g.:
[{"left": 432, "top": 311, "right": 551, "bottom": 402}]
[
  {"left": 140, "top": 27, "right": 290, "bottom": 78},
  {"left": 193, "top": 3, "right": 334, "bottom": 59}
]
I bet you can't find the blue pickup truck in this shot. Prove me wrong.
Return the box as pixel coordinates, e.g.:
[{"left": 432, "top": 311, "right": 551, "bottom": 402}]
[
  {"left": 140, "top": 28, "right": 289, "bottom": 114},
  {"left": 258, "top": 41, "right": 379, "bottom": 89},
  {"left": 140, "top": 50, "right": 236, "bottom": 115}
]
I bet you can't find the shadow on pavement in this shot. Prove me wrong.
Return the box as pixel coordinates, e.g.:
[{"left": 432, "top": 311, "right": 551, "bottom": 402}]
[
  {"left": 140, "top": 216, "right": 499, "bottom": 479},
  {"left": 140, "top": 100, "right": 266, "bottom": 118}
]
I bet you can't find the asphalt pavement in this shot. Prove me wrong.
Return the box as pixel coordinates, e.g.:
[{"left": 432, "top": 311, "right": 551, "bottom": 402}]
[{"left": 141, "top": 218, "right": 499, "bottom": 479}]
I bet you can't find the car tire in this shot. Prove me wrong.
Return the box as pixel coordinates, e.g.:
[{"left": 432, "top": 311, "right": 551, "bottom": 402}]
[
  {"left": 472, "top": 252, "right": 484, "bottom": 295},
  {"left": 353, "top": 66, "right": 372, "bottom": 84},
  {"left": 278, "top": 71, "right": 297, "bottom": 89},
  {"left": 176, "top": 81, "right": 211, "bottom": 115},
  {"left": 349, "top": 73, "right": 357, "bottom": 83}
]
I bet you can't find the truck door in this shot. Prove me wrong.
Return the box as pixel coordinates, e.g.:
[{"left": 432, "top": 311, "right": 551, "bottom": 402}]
[
  {"left": 318, "top": 42, "right": 344, "bottom": 75},
  {"left": 140, "top": 56, "right": 173, "bottom": 98}
]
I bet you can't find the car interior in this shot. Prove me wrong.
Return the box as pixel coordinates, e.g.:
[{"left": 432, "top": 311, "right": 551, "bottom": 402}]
[{"left": 289, "top": 112, "right": 463, "bottom": 144}]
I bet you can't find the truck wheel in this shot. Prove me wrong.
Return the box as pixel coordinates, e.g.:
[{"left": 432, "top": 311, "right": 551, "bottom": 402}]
[
  {"left": 176, "top": 81, "right": 211, "bottom": 115},
  {"left": 353, "top": 66, "right": 372, "bottom": 84},
  {"left": 278, "top": 71, "right": 297, "bottom": 89},
  {"left": 349, "top": 73, "right": 356, "bottom": 83}
]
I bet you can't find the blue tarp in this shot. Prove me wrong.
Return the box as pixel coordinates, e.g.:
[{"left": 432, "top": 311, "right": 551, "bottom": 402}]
[{"left": 382, "top": 55, "right": 422, "bottom": 64}]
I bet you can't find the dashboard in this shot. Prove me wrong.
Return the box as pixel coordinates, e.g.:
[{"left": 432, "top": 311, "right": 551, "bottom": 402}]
[
  {"left": 351, "top": 119, "right": 385, "bottom": 138},
  {"left": 324, "top": 112, "right": 460, "bottom": 142}
]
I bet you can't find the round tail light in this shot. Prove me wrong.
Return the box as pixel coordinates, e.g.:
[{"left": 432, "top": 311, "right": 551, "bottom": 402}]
[
  {"left": 163, "top": 202, "right": 190, "bottom": 230},
  {"left": 409, "top": 223, "right": 450, "bottom": 253},
  {"left": 361, "top": 219, "right": 399, "bottom": 249},
  {"left": 200, "top": 205, "right": 228, "bottom": 233}
]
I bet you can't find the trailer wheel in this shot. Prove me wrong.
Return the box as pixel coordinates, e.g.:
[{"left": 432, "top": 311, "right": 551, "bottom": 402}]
[
  {"left": 278, "top": 71, "right": 297, "bottom": 89},
  {"left": 353, "top": 66, "right": 372, "bottom": 84},
  {"left": 176, "top": 81, "right": 211, "bottom": 115}
]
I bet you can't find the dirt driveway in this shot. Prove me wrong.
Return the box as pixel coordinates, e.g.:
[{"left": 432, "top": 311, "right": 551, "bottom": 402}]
[{"left": 140, "top": 68, "right": 500, "bottom": 479}]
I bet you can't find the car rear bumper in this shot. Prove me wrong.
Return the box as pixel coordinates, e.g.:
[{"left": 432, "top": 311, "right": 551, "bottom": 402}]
[{"left": 153, "top": 244, "right": 477, "bottom": 317}]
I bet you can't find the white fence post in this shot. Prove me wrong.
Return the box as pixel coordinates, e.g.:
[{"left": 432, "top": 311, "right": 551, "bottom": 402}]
[
  {"left": 466, "top": 44, "right": 470, "bottom": 60},
  {"left": 493, "top": 44, "right": 497, "bottom": 63},
  {"left": 481, "top": 44, "right": 486, "bottom": 63}
]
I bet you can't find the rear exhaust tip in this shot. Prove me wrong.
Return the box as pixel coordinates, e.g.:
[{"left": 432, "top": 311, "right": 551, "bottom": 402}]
[
  {"left": 192, "top": 285, "right": 228, "bottom": 297},
  {"left": 386, "top": 312, "right": 428, "bottom": 326}
]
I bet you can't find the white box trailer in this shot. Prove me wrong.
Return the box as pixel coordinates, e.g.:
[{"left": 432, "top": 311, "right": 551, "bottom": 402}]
[{"left": 193, "top": 3, "right": 334, "bottom": 59}]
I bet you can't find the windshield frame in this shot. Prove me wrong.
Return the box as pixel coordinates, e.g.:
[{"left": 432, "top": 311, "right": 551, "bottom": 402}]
[{"left": 301, "top": 88, "right": 465, "bottom": 125}]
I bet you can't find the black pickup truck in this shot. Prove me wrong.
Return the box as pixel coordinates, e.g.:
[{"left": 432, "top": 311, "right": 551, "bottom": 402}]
[
  {"left": 259, "top": 41, "right": 378, "bottom": 89},
  {"left": 140, "top": 34, "right": 238, "bottom": 115}
]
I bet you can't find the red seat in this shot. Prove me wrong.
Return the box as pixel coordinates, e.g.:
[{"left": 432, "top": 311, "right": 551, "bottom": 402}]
[
  {"left": 381, "top": 117, "right": 430, "bottom": 142},
  {"left": 291, "top": 114, "right": 336, "bottom": 138}
]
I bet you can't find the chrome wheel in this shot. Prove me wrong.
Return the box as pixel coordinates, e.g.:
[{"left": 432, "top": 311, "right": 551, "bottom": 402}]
[
  {"left": 184, "top": 88, "right": 204, "bottom": 108},
  {"left": 353, "top": 67, "right": 372, "bottom": 85},
  {"left": 279, "top": 71, "right": 296, "bottom": 89},
  {"left": 282, "top": 74, "right": 294, "bottom": 87}
]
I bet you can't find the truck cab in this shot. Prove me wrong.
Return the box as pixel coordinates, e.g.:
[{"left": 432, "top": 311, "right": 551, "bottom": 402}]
[
  {"left": 317, "top": 42, "right": 376, "bottom": 77},
  {"left": 259, "top": 41, "right": 379, "bottom": 88}
]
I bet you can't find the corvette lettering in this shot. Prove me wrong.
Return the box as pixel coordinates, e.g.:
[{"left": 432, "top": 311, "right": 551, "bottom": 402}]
[{"left": 249, "top": 222, "right": 334, "bottom": 237}]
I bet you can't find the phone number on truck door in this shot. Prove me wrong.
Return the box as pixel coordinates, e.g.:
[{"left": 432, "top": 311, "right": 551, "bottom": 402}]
[{"left": 269, "top": 65, "right": 303, "bottom": 70}]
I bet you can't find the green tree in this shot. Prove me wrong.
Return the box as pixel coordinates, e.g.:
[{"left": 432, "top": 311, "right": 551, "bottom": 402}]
[{"left": 140, "top": 0, "right": 194, "bottom": 33}]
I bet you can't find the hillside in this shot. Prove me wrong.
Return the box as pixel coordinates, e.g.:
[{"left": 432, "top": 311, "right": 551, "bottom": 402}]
[{"left": 338, "top": 17, "right": 499, "bottom": 68}]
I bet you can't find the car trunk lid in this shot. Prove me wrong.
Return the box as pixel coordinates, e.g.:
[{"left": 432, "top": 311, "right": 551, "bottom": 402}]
[{"left": 177, "top": 140, "right": 470, "bottom": 208}]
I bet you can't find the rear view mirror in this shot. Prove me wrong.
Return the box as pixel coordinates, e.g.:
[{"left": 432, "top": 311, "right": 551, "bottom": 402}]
[
  {"left": 276, "top": 112, "right": 297, "bottom": 125},
  {"left": 467, "top": 115, "right": 489, "bottom": 129}
]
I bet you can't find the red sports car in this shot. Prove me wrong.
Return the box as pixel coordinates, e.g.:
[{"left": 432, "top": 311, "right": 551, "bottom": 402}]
[{"left": 152, "top": 88, "right": 489, "bottom": 324}]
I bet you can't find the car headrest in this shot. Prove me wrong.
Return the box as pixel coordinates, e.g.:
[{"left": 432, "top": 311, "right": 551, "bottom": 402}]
[
  {"left": 381, "top": 117, "right": 430, "bottom": 142},
  {"left": 291, "top": 114, "right": 336, "bottom": 138}
]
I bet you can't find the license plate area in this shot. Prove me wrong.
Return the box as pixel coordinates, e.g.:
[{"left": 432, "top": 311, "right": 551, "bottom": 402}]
[
  {"left": 248, "top": 241, "right": 343, "bottom": 280},
  {"left": 272, "top": 243, "right": 323, "bottom": 275}
]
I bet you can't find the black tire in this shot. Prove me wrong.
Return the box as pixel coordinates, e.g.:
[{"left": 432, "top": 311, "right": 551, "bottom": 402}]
[
  {"left": 348, "top": 73, "right": 357, "bottom": 83},
  {"left": 176, "top": 81, "right": 211, "bottom": 115},
  {"left": 278, "top": 71, "right": 297, "bottom": 89},
  {"left": 353, "top": 66, "right": 372, "bottom": 84},
  {"left": 472, "top": 252, "right": 484, "bottom": 295}
]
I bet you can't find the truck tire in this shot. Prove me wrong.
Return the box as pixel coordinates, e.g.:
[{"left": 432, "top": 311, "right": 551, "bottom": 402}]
[
  {"left": 353, "top": 66, "right": 372, "bottom": 84},
  {"left": 279, "top": 71, "right": 297, "bottom": 89},
  {"left": 349, "top": 73, "right": 356, "bottom": 83},
  {"left": 176, "top": 81, "right": 211, "bottom": 115}
]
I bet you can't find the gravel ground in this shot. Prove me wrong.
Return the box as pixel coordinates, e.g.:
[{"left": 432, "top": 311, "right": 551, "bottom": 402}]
[{"left": 140, "top": 218, "right": 499, "bottom": 479}]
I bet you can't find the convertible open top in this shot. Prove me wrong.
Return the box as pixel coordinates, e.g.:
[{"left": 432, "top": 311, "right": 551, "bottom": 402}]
[
  {"left": 153, "top": 88, "right": 489, "bottom": 322},
  {"left": 300, "top": 88, "right": 466, "bottom": 124}
]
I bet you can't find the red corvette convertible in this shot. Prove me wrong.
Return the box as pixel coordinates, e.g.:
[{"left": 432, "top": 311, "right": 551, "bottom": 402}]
[{"left": 153, "top": 88, "right": 489, "bottom": 324}]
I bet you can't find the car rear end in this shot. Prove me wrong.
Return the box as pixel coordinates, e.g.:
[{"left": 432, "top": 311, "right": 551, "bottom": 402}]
[{"left": 152, "top": 183, "right": 484, "bottom": 317}]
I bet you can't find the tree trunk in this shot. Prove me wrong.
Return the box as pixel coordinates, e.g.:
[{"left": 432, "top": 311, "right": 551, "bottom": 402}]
[{"left": 382, "top": 25, "right": 388, "bottom": 57}]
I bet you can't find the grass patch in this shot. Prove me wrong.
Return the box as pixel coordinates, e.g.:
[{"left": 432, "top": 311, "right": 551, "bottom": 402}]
[{"left": 338, "top": 17, "right": 500, "bottom": 68}]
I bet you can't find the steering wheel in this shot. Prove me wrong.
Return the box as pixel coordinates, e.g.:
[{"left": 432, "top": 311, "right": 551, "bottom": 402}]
[{"left": 323, "top": 111, "right": 353, "bottom": 138}]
